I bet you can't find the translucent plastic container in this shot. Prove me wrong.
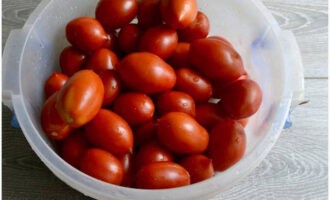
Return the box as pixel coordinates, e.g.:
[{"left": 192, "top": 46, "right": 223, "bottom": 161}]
[{"left": 2, "top": 0, "right": 304, "bottom": 199}]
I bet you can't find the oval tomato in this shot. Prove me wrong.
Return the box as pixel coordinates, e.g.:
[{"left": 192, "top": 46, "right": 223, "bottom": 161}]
[
  {"left": 218, "top": 79, "right": 262, "bottom": 119},
  {"left": 60, "top": 130, "right": 89, "bottom": 168},
  {"left": 175, "top": 68, "right": 213, "bottom": 103},
  {"left": 179, "top": 154, "right": 214, "bottom": 183},
  {"left": 208, "top": 120, "right": 246, "bottom": 171},
  {"left": 167, "top": 42, "right": 191, "bottom": 69},
  {"left": 157, "top": 112, "right": 209, "bottom": 154},
  {"left": 118, "top": 24, "right": 143, "bottom": 53},
  {"left": 135, "top": 140, "right": 174, "bottom": 170},
  {"left": 139, "top": 25, "right": 178, "bottom": 59},
  {"left": 44, "top": 72, "right": 68, "bottom": 98},
  {"left": 41, "top": 93, "right": 73, "bottom": 140},
  {"left": 156, "top": 91, "right": 196, "bottom": 116},
  {"left": 189, "top": 38, "right": 246, "bottom": 82},
  {"left": 160, "top": 0, "right": 198, "bottom": 29},
  {"left": 66, "top": 17, "right": 107, "bottom": 52},
  {"left": 136, "top": 162, "right": 190, "bottom": 189},
  {"left": 56, "top": 70, "right": 104, "bottom": 128},
  {"left": 59, "top": 46, "right": 86, "bottom": 76},
  {"left": 133, "top": 120, "right": 157, "bottom": 146},
  {"left": 85, "top": 109, "right": 134, "bottom": 155},
  {"left": 178, "top": 11, "right": 210, "bottom": 42},
  {"left": 98, "top": 70, "right": 121, "bottom": 106},
  {"left": 85, "top": 48, "right": 119, "bottom": 73},
  {"left": 137, "top": 0, "right": 162, "bottom": 28},
  {"left": 117, "top": 52, "right": 176, "bottom": 94},
  {"left": 113, "top": 93, "right": 155, "bottom": 126},
  {"left": 80, "top": 148, "right": 124, "bottom": 185},
  {"left": 95, "top": 0, "right": 138, "bottom": 31}
]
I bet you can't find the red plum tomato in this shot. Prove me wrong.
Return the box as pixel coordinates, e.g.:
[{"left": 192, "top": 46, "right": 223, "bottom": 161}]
[
  {"left": 113, "top": 93, "right": 155, "bottom": 126},
  {"left": 56, "top": 70, "right": 104, "bottom": 128},
  {"left": 95, "top": 0, "right": 138, "bottom": 31},
  {"left": 80, "top": 148, "right": 124, "bottom": 185},
  {"left": 41, "top": 93, "right": 73, "bottom": 140},
  {"left": 178, "top": 11, "right": 210, "bottom": 42},
  {"left": 157, "top": 112, "right": 209, "bottom": 154},
  {"left": 85, "top": 48, "right": 119, "bottom": 73},
  {"left": 139, "top": 25, "right": 178, "bottom": 59},
  {"left": 179, "top": 154, "right": 214, "bottom": 183},
  {"left": 208, "top": 120, "right": 246, "bottom": 171},
  {"left": 44, "top": 72, "right": 68, "bottom": 98},
  {"left": 160, "top": 0, "right": 198, "bottom": 29},
  {"left": 218, "top": 79, "right": 262, "bottom": 119},
  {"left": 59, "top": 46, "right": 86, "bottom": 76},
  {"left": 117, "top": 52, "right": 176, "bottom": 94},
  {"left": 84, "top": 109, "right": 134, "bottom": 155},
  {"left": 136, "top": 162, "right": 190, "bottom": 189},
  {"left": 66, "top": 17, "right": 107, "bottom": 52},
  {"left": 156, "top": 91, "right": 196, "bottom": 116}
]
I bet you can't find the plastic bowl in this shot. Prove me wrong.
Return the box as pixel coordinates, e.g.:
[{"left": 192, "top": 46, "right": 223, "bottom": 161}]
[{"left": 2, "top": 0, "right": 304, "bottom": 199}]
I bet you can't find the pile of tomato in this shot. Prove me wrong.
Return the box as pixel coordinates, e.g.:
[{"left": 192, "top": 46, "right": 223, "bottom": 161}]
[{"left": 41, "top": 0, "right": 262, "bottom": 189}]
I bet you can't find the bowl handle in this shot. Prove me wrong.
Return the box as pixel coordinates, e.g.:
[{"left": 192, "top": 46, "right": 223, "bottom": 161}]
[
  {"left": 2, "top": 29, "right": 29, "bottom": 128},
  {"left": 280, "top": 30, "right": 305, "bottom": 128}
]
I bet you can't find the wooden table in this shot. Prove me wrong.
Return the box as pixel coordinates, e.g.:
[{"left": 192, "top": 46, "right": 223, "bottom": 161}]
[{"left": 3, "top": 0, "right": 328, "bottom": 199}]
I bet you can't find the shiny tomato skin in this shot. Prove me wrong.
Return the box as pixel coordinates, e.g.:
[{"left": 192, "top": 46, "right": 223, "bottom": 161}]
[
  {"left": 208, "top": 120, "right": 246, "bottom": 171},
  {"left": 60, "top": 130, "right": 89, "bottom": 168},
  {"left": 66, "top": 17, "right": 107, "bottom": 52},
  {"left": 117, "top": 153, "right": 135, "bottom": 187},
  {"left": 139, "top": 25, "right": 178, "bottom": 59},
  {"left": 133, "top": 120, "right": 157, "bottom": 146},
  {"left": 59, "top": 46, "right": 86, "bottom": 76},
  {"left": 117, "top": 52, "right": 176, "bottom": 94},
  {"left": 167, "top": 42, "right": 191, "bottom": 69},
  {"left": 79, "top": 148, "right": 124, "bottom": 185},
  {"left": 189, "top": 38, "right": 246, "bottom": 82},
  {"left": 136, "top": 161, "right": 190, "bottom": 189},
  {"left": 208, "top": 35, "right": 233, "bottom": 48},
  {"left": 118, "top": 24, "right": 144, "bottom": 53},
  {"left": 157, "top": 112, "right": 209, "bottom": 154},
  {"left": 95, "top": 0, "right": 138, "bottom": 31},
  {"left": 178, "top": 11, "right": 210, "bottom": 42},
  {"left": 137, "top": 0, "right": 162, "bottom": 29},
  {"left": 84, "top": 109, "right": 134, "bottom": 155},
  {"left": 44, "top": 72, "right": 68, "bottom": 98},
  {"left": 85, "top": 48, "right": 119, "bottom": 73},
  {"left": 179, "top": 154, "right": 214, "bottom": 183},
  {"left": 156, "top": 91, "right": 196, "bottom": 116},
  {"left": 175, "top": 68, "right": 213, "bottom": 103},
  {"left": 113, "top": 93, "right": 155, "bottom": 126},
  {"left": 56, "top": 70, "right": 104, "bottom": 128},
  {"left": 41, "top": 93, "right": 73, "bottom": 140},
  {"left": 160, "top": 0, "right": 198, "bottom": 29},
  {"left": 135, "top": 140, "right": 174, "bottom": 170},
  {"left": 195, "top": 103, "right": 226, "bottom": 129},
  {"left": 98, "top": 70, "right": 121, "bottom": 106},
  {"left": 219, "top": 79, "right": 262, "bottom": 119}
]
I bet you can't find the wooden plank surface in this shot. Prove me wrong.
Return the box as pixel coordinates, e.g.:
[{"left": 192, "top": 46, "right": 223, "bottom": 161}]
[{"left": 2, "top": 0, "right": 328, "bottom": 199}]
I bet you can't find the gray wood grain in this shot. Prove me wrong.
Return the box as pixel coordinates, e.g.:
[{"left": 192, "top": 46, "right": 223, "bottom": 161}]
[{"left": 2, "top": 0, "right": 328, "bottom": 199}]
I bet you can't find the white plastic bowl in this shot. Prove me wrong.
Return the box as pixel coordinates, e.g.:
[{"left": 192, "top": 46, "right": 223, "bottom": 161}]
[{"left": 2, "top": 0, "right": 304, "bottom": 199}]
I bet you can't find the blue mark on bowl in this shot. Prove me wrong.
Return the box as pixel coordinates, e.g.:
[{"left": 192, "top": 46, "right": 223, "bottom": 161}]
[{"left": 10, "top": 112, "right": 21, "bottom": 129}]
